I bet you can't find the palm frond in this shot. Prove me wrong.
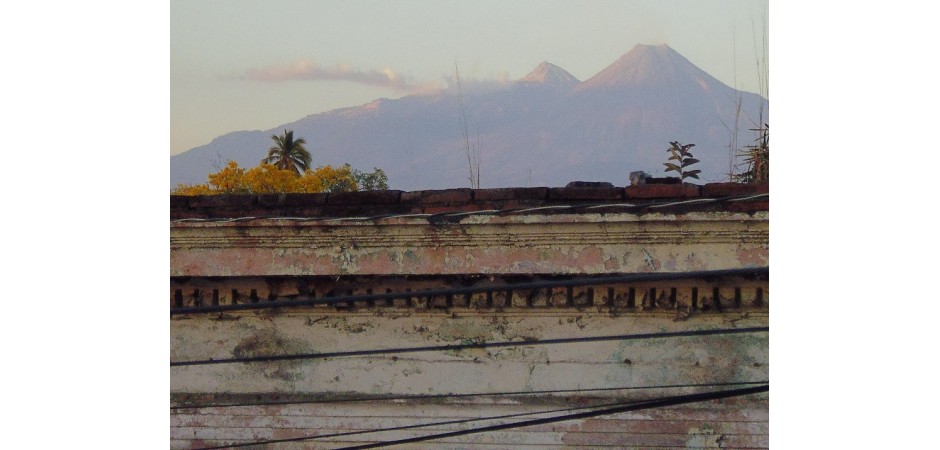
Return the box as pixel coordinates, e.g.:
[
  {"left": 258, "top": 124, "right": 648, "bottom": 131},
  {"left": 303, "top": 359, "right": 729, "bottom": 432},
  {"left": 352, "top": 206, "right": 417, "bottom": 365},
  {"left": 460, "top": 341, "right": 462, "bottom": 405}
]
[{"left": 265, "top": 129, "right": 312, "bottom": 174}]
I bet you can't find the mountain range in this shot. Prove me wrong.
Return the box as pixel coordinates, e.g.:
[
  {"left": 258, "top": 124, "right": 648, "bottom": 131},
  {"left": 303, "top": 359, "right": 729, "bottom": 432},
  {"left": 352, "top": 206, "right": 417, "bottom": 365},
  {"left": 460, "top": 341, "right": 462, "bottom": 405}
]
[{"left": 170, "top": 44, "right": 768, "bottom": 190}]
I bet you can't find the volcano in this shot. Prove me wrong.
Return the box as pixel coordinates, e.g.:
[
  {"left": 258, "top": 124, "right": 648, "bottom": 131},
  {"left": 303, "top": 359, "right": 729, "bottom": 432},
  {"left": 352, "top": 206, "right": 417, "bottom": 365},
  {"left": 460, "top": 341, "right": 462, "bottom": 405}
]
[{"left": 171, "top": 44, "right": 768, "bottom": 190}]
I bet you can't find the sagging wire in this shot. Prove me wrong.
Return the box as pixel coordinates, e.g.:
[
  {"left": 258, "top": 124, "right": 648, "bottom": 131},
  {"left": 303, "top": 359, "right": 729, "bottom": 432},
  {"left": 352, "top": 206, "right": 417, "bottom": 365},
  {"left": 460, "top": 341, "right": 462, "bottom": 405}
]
[
  {"left": 171, "top": 193, "right": 767, "bottom": 224},
  {"left": 503, "top": 204, "right": 578, "bottom": 214},
  {"left": 170, "top": 326, "right": 768, "bottom": 367},
  {"left": 725, "top": 193, "right": 769, "bottom": 202},
  {"left": 172, "top": 216, "right": 260, "bottom": 223},
  {"left": 189, "top": 384, "right": 768, "bottom": 450},
  {"left": 189, "top": 395, "right": 658, "bottom": 450},
  {"left": 334, "top": 384, "right": 768, "bottom": 450},
  {"left": 582, "top": 203, "right": 638, "bottom": 209},
  {"left": 171, "top": 380, "right": 769, "bottom": 410},
  {"left": 648, "top": 198, "right": 719, "bottom": 209}
]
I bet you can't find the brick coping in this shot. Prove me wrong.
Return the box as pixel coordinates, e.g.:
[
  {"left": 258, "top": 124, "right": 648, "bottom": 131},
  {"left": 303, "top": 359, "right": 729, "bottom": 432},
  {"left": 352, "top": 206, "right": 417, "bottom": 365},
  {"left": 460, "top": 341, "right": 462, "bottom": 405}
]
[{"left": 171, "top": 183, "right": 768, "bottom": 220}]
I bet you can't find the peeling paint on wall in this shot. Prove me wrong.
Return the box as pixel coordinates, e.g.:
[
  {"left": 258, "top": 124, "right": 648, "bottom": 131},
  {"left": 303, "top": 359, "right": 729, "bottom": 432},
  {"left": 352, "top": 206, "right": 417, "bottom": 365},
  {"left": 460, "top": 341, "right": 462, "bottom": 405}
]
[{"left": 171, "top": 203, "right": 769, "bottom": 449}]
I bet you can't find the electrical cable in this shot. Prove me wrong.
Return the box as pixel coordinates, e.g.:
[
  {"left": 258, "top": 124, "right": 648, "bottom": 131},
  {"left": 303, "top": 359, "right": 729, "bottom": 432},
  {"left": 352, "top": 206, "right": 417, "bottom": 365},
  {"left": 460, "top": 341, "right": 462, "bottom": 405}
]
[
  {"left": 582, "top": 202, "right": 637, "bottom": 209},
  {"left": 171, "top": 267, "right": 768, "bottom": 315},
  {"left": 648, "top": 198, "right": 719, "bottom": 209},
  {"left": 503, "top": 204, "right": 579, "bottom": 214},
  {"left": 438, "top": 209, "right": 501, "bottom": 217},
  {"left": 170, "top": 326, "right": 767, "bottom": 367},
  {"left": 334, "top": 384, "right": 768, "bottom": 450},
  {"left": 191, "top": 396, "right": 652, "bottom": 450},
  {"left": 188, "top": 384, "right": 767, "bottom": 450},
  {"left": 171, "top": 380, "right": 768, "bottom": 410},
  {"left": 171, "top": 193, "right": 768, "bottom": 224},
  {"left": 726, "top": 193, "right": 769, "bottom": 202}
]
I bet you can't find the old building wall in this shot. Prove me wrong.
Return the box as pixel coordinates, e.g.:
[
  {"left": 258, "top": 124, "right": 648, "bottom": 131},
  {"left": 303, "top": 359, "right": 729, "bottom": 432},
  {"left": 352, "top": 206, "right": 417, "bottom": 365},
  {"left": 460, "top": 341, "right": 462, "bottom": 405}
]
[
  {"left": 173, "top": 399, "right": 768, "bottom": 449},
  {"left": 172, "top": 311, "right": 767, "bottom": 395},
  {"left": 171, "top": 309, "right": 767, "bottom": 449},
  {"left": 170, "top": 185, "right": 769, "bottom": 449},
  {"left": 171, "top": 211, "right": 768, "bottom": 278}
]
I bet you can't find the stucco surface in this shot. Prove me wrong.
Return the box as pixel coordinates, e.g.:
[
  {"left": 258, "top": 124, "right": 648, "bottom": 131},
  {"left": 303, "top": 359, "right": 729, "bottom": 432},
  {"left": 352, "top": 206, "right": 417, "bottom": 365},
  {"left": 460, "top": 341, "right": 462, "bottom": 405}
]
[
  {"left": 171, "top": 212, "right": 768, "bottom": 277},
  {"left": 170, "top": 200, "right": 769, "bottom": 449}
]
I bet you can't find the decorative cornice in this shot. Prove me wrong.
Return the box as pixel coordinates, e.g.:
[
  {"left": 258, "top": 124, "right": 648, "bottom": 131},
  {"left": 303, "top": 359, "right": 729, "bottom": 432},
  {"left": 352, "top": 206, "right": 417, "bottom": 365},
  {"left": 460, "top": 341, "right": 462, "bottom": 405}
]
[
  {"left": 172, "top": 228, "right": 768, "bottom": 250},
  {"left": 171, "top": 211, "right": 768, "bottom": 277}
]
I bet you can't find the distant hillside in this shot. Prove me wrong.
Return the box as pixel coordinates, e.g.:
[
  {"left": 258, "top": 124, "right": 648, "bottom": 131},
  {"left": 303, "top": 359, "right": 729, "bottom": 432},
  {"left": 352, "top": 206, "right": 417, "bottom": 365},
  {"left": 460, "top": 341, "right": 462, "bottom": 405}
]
[{"left": 171, "top": 44, "right": 768, "bottom": 190}]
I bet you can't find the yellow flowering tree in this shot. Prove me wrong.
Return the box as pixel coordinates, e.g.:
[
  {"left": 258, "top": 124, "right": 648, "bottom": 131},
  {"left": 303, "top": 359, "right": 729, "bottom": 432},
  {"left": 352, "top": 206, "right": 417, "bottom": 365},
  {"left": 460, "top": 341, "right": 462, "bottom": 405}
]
[
  {"left": 295, "top": 164, "right": 358, "bottom": 193},
  {"left": 171, "top": 183, "right": 213, "bottom": 196},
  {"left": 242, "top": 163, "right": 298, "bottom": 194},
  {"left": 171, "top": 160, "right": 379, "bottom": 195},
  {"left": 207, "top": 161, "right": 248, "bottom": 193}
]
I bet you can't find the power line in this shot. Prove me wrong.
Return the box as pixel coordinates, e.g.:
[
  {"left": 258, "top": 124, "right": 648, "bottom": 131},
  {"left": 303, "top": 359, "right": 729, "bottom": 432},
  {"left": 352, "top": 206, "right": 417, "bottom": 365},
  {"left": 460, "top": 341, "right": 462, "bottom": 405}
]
[
  {"left": 189, "top": 384, "right": 768, "bottom": 450},
  {"left": 336, "top": 384, "right": 768, "bottom": 450},
  {"left": 171, "top": 267, "right": 768, "bottom": 315},
  {"left": 171, "top": 380, "right": 768, "bottom": 410},
  {"left": 192, "top": 396, "right": 652, "bottom": 449},
  {"left": 170, "top": 326, "right": 768, "bottom": 367},
  {"left": 171, "top": 193, "right": 769, "bottom": 224}
]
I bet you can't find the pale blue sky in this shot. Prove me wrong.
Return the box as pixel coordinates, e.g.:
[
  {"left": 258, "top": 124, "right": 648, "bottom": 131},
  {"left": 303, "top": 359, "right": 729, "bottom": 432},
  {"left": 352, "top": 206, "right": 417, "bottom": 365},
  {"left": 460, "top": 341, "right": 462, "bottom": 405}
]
[{"left": 171, "top": 0, "right": 768, "bottom": 154}]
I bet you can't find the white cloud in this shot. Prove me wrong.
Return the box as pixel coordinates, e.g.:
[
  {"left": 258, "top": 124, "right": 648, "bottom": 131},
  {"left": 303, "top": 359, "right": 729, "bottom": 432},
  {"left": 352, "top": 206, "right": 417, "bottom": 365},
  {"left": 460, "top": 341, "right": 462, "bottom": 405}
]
[{"left": 235, "top": 60, "right": 442, "bottom": 93}]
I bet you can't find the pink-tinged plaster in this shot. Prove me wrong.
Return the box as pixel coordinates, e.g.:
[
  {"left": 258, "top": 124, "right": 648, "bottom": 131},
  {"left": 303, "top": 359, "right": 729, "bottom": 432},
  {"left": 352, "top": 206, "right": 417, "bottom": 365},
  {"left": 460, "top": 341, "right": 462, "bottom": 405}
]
[
  {"left": 604, "top": 255, "right": 620, "bottom": 270},
  {"left": 171, "top": 212, "right": 767, "bottom": 276},
  {"left": 737, "top": 246, "right": 769, "bottom": 267},
  {"left": 172, "top": 244, "right": 766, "bottom": 277}
]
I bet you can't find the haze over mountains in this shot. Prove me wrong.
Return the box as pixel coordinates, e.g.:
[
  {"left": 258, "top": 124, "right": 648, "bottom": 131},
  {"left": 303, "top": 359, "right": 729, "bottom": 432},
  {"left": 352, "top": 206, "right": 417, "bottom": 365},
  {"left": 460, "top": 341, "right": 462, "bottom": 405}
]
[{"left": 171, "top": 44, "right": 768, "bottom": 190}]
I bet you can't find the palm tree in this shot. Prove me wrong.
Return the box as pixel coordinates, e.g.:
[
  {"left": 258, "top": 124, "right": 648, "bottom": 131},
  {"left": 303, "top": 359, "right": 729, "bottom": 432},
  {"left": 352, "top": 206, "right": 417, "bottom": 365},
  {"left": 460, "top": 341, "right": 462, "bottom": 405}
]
[{"left": 263, "top": 129, "right": 312, "bottom": 174}]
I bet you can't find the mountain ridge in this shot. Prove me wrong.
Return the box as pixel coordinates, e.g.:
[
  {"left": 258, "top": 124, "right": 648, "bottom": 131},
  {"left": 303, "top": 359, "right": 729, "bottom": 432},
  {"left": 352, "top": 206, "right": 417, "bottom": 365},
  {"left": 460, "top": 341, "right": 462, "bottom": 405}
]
[{"left": 171, "top": 44, "right": 767, "bottom": 190}]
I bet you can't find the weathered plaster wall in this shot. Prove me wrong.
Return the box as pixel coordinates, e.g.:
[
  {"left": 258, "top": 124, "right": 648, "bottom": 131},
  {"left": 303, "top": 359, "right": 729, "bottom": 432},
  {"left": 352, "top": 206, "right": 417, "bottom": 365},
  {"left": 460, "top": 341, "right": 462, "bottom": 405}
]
[
  {"left": 170, "top": 186, "right": 769, "bottom": 449},
  {"left": 171, "top": 212, "right": 768, "bottom": 277},
  {"left": 173, "top": 399, "right": 768, "bottom": 449},
  {"left": 172, "top": 311, "right": 767, "bottom": 396},
  {"left": 171, "top": 310, "right": 768, "bottom": 449}
]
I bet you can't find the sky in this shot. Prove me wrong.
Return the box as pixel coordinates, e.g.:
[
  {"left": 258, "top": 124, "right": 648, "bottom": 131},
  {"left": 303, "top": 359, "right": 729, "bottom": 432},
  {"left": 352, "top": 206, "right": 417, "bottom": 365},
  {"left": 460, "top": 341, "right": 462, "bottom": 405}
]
[{"left": 171, "top": 0, "right": 768, "bottom": 155}]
